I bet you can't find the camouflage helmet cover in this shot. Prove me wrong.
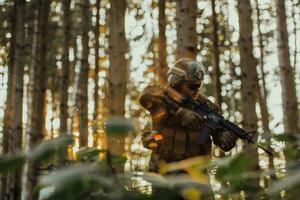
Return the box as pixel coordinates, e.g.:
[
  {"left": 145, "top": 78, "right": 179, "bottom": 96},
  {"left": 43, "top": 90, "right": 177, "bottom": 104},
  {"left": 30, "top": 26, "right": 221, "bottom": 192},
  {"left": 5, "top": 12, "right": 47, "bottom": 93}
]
[{"left": 167, "top": 58, "right": 204, "bottom": 86}]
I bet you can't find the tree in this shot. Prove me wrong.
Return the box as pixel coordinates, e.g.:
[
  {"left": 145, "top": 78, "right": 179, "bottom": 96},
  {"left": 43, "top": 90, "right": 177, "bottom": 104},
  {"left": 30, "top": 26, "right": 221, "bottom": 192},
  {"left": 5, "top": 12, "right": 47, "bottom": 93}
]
[
  {"left": 211, "top": 0, "right": 222, "bottom": 108},
  {"left": 237, "top": 0, "right": 260, "bottom": 198},
  {"left": 254, "top": 0, "right": 275, "bottom": 177},
  {"left": 157, "top": 0, "right": 168, "bottom": 85},
  {"left": 93, "top": 0, "right": 101, "bottom": 147},
  {"left": 176, "top": 0, "right": 197, "bottom": 59},
  {"left": 276, "top": 0, "right": 299, "bottom": 133},
  {"left": 77, "top": 0, "right": 90, "bottom": 147},
  {"left": 26, "top": 0, "right": 51, "bottom": 199},
  {"left": 107, "top": 0, "right": 129, "bottom": 156},
  {"left": 6, "top": 0, "right": 26, "bottom": 199},
  {"left": 59, "top": 0, "right": 72, "bottom": 159},
  {"left": 1, "top": 1, "right": 16, "bottom": 199}
]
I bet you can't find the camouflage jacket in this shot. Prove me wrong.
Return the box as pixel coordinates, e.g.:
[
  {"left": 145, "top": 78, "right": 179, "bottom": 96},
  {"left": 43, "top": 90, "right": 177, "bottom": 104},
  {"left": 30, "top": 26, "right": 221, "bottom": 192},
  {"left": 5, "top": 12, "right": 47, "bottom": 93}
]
[{"left": 139, "top": 85, "right": 237, "bottom": 172}]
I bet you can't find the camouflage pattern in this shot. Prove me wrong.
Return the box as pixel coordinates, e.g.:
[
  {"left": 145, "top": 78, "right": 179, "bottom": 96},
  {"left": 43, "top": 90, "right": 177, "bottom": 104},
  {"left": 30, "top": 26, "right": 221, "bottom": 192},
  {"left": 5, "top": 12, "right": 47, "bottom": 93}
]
[
  {"left": 140, "top": 85, "right": 237, "bottom": 172},
  {"left": 168, "top": 58, "right": 204, "bottom": 87}
]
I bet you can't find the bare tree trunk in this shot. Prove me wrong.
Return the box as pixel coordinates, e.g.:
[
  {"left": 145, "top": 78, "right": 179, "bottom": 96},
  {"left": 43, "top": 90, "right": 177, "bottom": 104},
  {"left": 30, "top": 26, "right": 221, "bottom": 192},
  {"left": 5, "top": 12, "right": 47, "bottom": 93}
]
[
  {"left": 291, "top": 0, "right": 298, "bottom": 70},
  {"left": 59, "top": 0, "right": 71, "bottom": 160},
  {"left": 1, "top": 1, "right": 16, "bottom": 199},
  {"left": 7, "top": 1, "right": 25, "bottom": 200},
  {"left": 237, "top": 0, "right": 260, "bottom": 198},
  {"left": 176, "top": 0, "right": 197, "bottom": 59},
  {"left": 93, "top": 0, "right": 101, "bottom": 147},
  {"left": 276, "top": 0, "right": 299, "bottom": 133},
  {"left": 157, "top": 0, "right": 168, "bottom": 85},
  {"left": 26, "top": 1, "right": 50, "bottom": 199},
  {"left": 107, "top": 0, "right": 128, "bottom": 156},
  {"left": 254, "top": 0, "right": 275, "bottom": 177},
  {"left": 211, "top": 0, "right": 222, "bottom": 108},
  {"left": 77, "top": 0, "right": 90, "bottom": 147}
]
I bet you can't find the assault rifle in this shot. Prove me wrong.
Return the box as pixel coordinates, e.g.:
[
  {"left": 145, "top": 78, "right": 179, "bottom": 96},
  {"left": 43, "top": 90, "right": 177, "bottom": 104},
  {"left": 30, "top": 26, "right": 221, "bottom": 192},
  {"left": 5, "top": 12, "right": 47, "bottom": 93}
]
[{"left": 165, "top": 86, "right": 273, "bottom": 156}]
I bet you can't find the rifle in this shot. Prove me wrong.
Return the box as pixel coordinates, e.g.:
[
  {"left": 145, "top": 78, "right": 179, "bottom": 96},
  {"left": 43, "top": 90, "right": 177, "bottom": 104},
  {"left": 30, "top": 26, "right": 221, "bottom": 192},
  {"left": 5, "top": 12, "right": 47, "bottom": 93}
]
[{"left": 165, "top": 86, "right": 273, "bottom": 156}]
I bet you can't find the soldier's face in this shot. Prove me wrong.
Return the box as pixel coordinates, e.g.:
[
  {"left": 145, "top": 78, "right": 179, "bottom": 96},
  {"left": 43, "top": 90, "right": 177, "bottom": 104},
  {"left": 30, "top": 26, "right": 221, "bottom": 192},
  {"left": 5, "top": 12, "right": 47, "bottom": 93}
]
[{"left": 178, "top": 81, "right": 202, "bottom": 99}]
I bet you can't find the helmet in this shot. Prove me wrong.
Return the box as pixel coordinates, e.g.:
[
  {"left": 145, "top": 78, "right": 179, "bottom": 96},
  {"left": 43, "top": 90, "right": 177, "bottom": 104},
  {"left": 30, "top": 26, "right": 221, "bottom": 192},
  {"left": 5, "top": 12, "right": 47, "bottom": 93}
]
[{"left": 167, "top": 58, "right": 204, "bottom": 87}]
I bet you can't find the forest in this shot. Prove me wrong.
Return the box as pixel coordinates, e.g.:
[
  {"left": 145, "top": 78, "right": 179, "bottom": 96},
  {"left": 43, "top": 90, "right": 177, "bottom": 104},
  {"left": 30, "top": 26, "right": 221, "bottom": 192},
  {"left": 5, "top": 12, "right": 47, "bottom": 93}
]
[{"left": 0, "top": 0, "right": 299, "bottom": 199}]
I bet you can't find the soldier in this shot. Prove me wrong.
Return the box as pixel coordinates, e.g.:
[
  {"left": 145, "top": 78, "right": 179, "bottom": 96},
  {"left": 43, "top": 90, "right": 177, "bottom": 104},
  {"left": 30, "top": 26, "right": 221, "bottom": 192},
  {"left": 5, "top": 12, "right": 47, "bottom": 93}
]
[{"left": 139, "top": 58, "right": 237, "bottom": 173}]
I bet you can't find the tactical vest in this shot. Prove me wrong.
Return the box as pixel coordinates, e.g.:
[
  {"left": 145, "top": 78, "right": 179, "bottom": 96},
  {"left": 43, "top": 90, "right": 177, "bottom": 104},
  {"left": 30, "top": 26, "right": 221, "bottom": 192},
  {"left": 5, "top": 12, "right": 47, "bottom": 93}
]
[{"left": 140, "top": 85, "right": 220, "bottom": 172}]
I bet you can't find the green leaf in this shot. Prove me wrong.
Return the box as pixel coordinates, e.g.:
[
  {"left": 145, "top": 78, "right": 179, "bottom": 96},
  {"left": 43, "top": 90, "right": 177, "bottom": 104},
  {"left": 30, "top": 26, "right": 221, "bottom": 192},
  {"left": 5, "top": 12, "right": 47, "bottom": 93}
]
[
  {"left": 27, "top": 136, "right": 73, "bottom": 161},
  {"left": 76, "top": 147, "right": 102, "bottom": 161},
  {"left": 104, "top": 117, "right": 134, "bottom": 136},
  {"left": 269, "top": 169, "right": 300, "bottom": 194},
  {"left": 39, "top": 163, "right": 96, "bottom": 188},
  {"left": 215, "top": 153, "right": 253, "bottom": 181},
  {"left": 111, "top": 154, "right": 127, "bottom": 166},
  {"left": 0, "top": 154, "right": 26, "bottom": 173},
  {"left": 274, "top": 134, "right": 300, "bottom": 143}
]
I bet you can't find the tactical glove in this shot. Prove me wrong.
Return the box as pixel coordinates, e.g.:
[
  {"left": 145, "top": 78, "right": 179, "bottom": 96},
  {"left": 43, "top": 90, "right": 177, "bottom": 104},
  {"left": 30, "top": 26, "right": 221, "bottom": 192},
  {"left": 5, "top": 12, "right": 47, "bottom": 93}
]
[
  {"left": 174, "top": 107, "right": 203, "bottom": 130},
  {"left": 141, "top": 130, "right": 163, "bottom": 151},
  {"left": 213, "top": 130, "right": 238, "bottom": 152}
]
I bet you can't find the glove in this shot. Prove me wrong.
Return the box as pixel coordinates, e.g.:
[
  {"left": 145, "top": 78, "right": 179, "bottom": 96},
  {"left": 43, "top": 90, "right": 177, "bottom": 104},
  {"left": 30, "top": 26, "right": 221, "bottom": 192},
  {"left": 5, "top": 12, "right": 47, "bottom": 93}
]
[
  {"left": 141, "top": 130, "right": 163, "bottom": 151},
  {"left": 174, "top": 108, "right": 203, "bottom": 130},
  {"left": 214, "top": 130, "right": 238, "bottom": 151}
]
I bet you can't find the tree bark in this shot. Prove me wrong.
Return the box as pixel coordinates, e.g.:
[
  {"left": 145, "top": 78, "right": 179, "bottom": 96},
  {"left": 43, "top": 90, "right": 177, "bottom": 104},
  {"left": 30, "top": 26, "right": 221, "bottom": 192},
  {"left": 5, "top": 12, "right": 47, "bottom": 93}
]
[
  {"left": 157, "top": 0, "right": 168, "bottom": 86},
  {"left": 7, "top": 0, "right": 25, "bottom": 200},
  {"left": 254, "top": 0, "right": 275, "bottom": 176},
  {"left": 211, "top": 0, "right": 222, "bottom": 108},
  {"left": 276, "top": 0, "right": 299, "bottom": 133},
  {"left": 26, "top": 0, "right": 50, "bottom": 199},
  {"left": 107, "top": 0, "right": 129, "bottom": 156},
  {"left": 1, "top": 1, "right": 16, "bottom": 199},
  {"left": 237, "top": 0, "right": 260, "bottom": 198},
  {"left": 59, "top": 0, "right": 71, "bottom": 160},
  {"left": 93, "top": 0, "right": 101, "bottom": 147},
  {"left": 77, "top": 0, "right": 90, "bottom": 147},
  {"left": 176, "top": 0, "right": 197, "bottom": 59}
]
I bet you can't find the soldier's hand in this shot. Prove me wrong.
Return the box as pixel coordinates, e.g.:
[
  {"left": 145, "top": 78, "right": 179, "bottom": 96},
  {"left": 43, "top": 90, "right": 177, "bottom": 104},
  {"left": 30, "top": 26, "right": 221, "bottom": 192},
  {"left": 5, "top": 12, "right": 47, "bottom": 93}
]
[
  {"left": 217, "top": 131, "right": 238, "bottom": 151},
  {"left": 175, "top": 108, "right": 203, "bottom": 130}
]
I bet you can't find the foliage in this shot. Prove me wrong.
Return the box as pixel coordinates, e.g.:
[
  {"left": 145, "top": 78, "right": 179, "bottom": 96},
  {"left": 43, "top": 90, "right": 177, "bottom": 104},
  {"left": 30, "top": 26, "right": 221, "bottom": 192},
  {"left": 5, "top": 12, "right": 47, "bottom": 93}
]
[{"left": 1, "top": 131, "right": 300, "bottom": 199}]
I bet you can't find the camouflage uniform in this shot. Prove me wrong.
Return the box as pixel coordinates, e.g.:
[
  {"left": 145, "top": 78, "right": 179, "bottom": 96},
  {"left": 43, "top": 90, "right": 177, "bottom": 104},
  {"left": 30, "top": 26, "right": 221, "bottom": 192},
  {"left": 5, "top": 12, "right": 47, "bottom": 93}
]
[{"left": 139, "top": 59, "right": 237, "bottom": 172}]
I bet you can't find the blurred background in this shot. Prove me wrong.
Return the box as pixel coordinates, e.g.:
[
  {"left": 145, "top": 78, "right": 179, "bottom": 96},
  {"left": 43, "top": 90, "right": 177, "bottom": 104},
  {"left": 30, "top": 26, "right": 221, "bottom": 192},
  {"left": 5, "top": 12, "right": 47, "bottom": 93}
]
[{"left": 0, "top": 0, "right": 299, "bottom": 199}]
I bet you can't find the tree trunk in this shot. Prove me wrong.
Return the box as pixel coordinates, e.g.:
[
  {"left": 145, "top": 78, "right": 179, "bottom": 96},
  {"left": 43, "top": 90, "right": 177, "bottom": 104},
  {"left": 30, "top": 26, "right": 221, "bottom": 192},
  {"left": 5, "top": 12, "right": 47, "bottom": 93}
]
[
  {"left": 107, "top": 0, "right": 128, "bottom": 156},
  {"left": 291, "top": 0, "right": 298, "bottom": 70},
  {"left": 26, "top": 0, "right": 50, "bottom": 199},
  {"left": 157, "top": 0, "right": 168, "bottom": 85},
  {"left": 7, "top": 0, "right": 25, "bottom": 200},
  {"left": 1, "top": 1, "right": 16, "bottom": 199},
  {"left": 254, "top": 0, "right": 275, "bottom": 177},
  {"left": 176, "top": 0, "right": 197, "bottom": 59},
  {"left": 237, "top": 0, "right": 260, "bottom": 198},
  {"left": 276, "top": 0, "right": 299, "bottom": 133},
  {"left": 93, "top": 0, "right": 101, "bottom": 147},
  {"left": 77, "top": 0, "right": 90, "bottom": 147},
  {"left": 59, "top": 0, "right": 71, "bottom": 160},
  {"left": 211, "top": 0, "right": 222, "bottom": 109}
]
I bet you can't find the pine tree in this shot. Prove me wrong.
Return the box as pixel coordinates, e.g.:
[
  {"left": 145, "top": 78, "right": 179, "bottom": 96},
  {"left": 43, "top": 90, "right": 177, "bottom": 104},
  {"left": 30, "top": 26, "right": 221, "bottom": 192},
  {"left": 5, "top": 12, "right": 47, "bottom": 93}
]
[
  {"left": 77, "top": 0, "right": 90, "bottom": 147},
  {"left": 237, "top": 0, "right": 260, "bottom": 198},
  {"left": 59, "top": 0, "right": 71, "bottom": 159},
  {"left": 176, "top": 0, "right": 197, "bottom": 59},
  {"left": 157, "top": 0, "right": 168, "bottom": 85},
  {"left": 26, "top": 1, "right": 51, "bottom": 199},
  {"left": 276, "top": 0, "right": 299, "bottom": 133},
  {"left": 7, "top": 0, "right": 26, "bottom": 199},
  {"left": 107, "top": 0, "right": 129, "bottom": 157},
  {"left": 211, "top": 0, "right": 222, "bottom": 108}
]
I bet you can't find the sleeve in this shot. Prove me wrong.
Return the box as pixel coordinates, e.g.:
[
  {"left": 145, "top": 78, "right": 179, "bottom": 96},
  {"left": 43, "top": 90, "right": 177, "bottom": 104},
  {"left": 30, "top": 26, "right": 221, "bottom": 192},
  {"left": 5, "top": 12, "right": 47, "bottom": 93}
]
[
  {"left": 139, "top": 86, "right": 170, "bottom": 123},
  {"left": 196, "top": 93, "right": 237, "bottom": 152}
]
